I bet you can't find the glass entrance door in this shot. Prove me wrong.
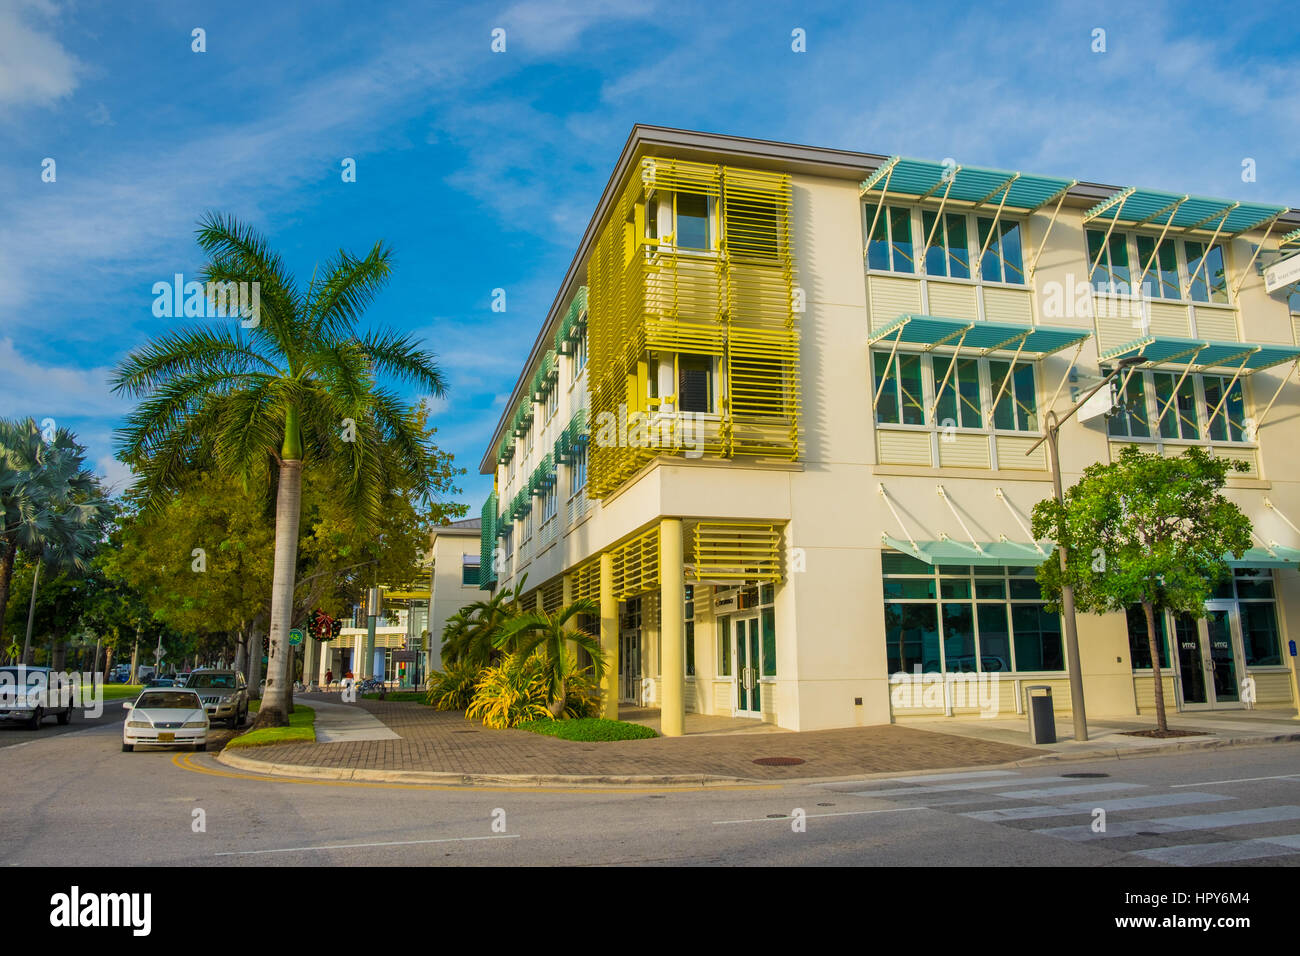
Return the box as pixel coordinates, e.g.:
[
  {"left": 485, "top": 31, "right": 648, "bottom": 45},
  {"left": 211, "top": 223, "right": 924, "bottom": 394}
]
[
  {"left": 619, "top": 631, "right": 640, "bottom": 704},
  {"left": 1178, "top": 604, "right": 1244, "bottom": 709},
  {"left": 734, "top": 616, "right": 761, "bottom": 717}
]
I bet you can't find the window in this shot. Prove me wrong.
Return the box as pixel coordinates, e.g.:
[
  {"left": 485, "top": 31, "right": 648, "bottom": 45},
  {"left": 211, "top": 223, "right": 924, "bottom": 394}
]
[
  {"left": 867, "top": 205, "right": 915, "bottom": 273},
  {"left": 461, "top": 556, "right": 480, "bottom": 587},
  {"left": 1106, "top": 368, "right": 1151, "bottom": 439},
  {"left": 1086, "top": 229, "right": 1132, "bottom": 293},
  {"left": 542, "top": 482, "right": 557, "bottom": 522},
  {"left": 1202, "top": 373, "right": 1246, "bottom": 442},
  {"left": 1125, "top": 605, "right": 1172, "bottom": 669},
  {"left": 977, "top": 217, "right": 1024, "bottom": 284},
  {"left": 932, "top": 356, "right": 982, "bottom": 428},
  {"left": 675, "top": 193, "right": 711, "bottom": 250},
  {"left": 873, "top": 351, "right": 1038, "bottom": 435},
  {"left": 569, "top": 444, "right": 587, "bottom": 495},
  {"left": 573, "top": 330, "right": 587, "bottom": 375},
  {"left": 678, "top": 355, "right": 714, "bottom": 413},
  {"left": 1290, "top": 288, "right": 1300, "bottom": 314},
  {"left": 873, "top": 352, "right": 925, "bottom": 425},
  {"left": 883, "top": 557, "right": 1063, "bottom": 674},
  {"left": 546, "top": 384, "right": 558, "bottom": 421},
  {"left": 716, "top": 615, "right": 731, "bottom": 676},
  {"left": 1136, "top": 235, "right": 1180, "bottom": 300},
  {"left": 922, "top": 211, "right": 971, "bottom": 279},
  {"left": 684, "top": 585, "right": 695, "bottom": 677},
  {"left": 989, "top": 360, "right": 1037, "bottom": 431},
  {"left": 1151, "top": 371, "right": 1200, "bottom": 440},
  {"left": 1226, "top": 568, "right": 1282, "bottom": 666},
  {"left": 1185, "top": 241, "right": 1228, "bottom": 303}
]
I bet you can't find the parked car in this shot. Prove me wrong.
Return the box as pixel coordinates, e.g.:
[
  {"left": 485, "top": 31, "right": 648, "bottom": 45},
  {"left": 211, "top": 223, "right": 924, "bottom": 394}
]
[
  {"left": 183, "top": 669, "right": 249, "bottom": 728},
  {"left": 145, "top": 677, "right": 178, "bottom": 688},
  {"left": 0, "top": 666, "right": 75, "bottom": 729},
  {"left": 122, "top": 689, "right": 208, "bottom": 752}
]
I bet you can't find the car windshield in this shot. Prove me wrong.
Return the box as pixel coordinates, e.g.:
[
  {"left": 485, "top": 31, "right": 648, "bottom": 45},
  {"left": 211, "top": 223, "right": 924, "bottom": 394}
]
[
  {"left": 188, "top": 674, "right": 236, "bottom": 688},
  {"left": 136, "top": 692, "right": 201, "bottom": 709},
  {"left": 0, "top": 667, "right": 46, "bottom": 686}
]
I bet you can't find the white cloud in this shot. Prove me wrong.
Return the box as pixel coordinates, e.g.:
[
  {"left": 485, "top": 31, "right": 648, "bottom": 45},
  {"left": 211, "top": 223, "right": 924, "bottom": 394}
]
[
  {"left": 0, "top": 338, "right": 129, "bottom": 420},
  {"left": 0, "top": 0, "right": 82, "bottom": 111}
]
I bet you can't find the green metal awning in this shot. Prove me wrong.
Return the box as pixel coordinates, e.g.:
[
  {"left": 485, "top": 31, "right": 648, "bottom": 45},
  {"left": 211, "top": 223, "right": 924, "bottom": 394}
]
[
  {"left": 1083, "top": 187, "right": 1286, "bottom": 235},
  {"left": 868, "top": 314, "right": 1090, "bottom": 357},
  {"left": 1227, "top": 547, "right": 1300, "bottom": 569},
  {"left": 860, "top": 157, "right": 1075, "bottom": 212},
  {"left": 1100, "top": 336, "right": 1300, "bottom": 374},
  {"left": 885, "top": 540, "right": 1300, "bottom": 570},
  {"left": 883, "top": 536, "right": 1054, "bottom": 567},
  {"left": 1282, "top": 227, "right": 1300, "bottom": 248}
]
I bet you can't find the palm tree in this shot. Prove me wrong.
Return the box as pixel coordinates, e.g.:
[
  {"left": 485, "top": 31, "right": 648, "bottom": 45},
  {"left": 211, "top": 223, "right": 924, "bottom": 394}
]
[
  {"left": 0, "top": 418, "right": 110, "bottom": 657},
  {"left": 441, "top": 574, "right": 528, "bottom": 668},
  {"left": 112, "top": 213, "right": 446, "bottom": 727},
  {"left": 495, "top": 598, "right": 606, "bottom": 718}
]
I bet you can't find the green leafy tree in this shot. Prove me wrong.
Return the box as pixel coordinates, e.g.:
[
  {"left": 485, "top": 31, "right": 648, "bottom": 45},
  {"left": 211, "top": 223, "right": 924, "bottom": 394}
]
[
  {"left": 1032, "top": 446, "right": 1252, "bottom": 733},
  {"left": 495, "top": 598, "right": 607, "bottom": 718},
  {"left": 441, "top": 574, "right": 528, "bottom": 668},
  {"left": 0, "top": 418, "right": 112, "bottom": 657},
  {"left": 112, "top": 214, "right": 447, "bottom": 727}
]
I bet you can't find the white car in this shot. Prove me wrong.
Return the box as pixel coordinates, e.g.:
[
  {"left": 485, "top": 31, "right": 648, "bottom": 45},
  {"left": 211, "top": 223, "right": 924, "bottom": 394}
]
[
  {"left": 122, "top": 688, "right": 209, "bottom": 752},
  {"left": 0, "top": 666, "right": 75, "bottom": 729}
]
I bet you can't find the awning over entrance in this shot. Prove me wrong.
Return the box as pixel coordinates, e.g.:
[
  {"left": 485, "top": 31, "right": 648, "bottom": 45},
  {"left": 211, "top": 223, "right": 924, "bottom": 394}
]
[
  {"left": 882, "top": 536, "right": 1054, "bottom": 567},
  {"left": 1099, "top": 336, "right": 1300, "bottom": 374},
  {"left": 1227, "top": 547, "right": 1300, "bottom": 569},
  {"left": 867, "top": 314, "right": 1091, "bottom": 357}
]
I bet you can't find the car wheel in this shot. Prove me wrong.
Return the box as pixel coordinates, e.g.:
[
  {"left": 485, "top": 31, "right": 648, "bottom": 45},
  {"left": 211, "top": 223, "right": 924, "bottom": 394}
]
[
  {"left": 26, "top": 707, "right": 43, "bottom": 730},
  {"left": 121, "top": 742, "right": 133, "bottom": 752},
  {"left": 56, "top": 706, "right": 71, "bottom": 726},
  {"left": 237, "top": 707, "right": 247, "bottom": 727},
  {"left": 194, "top": 742, "right": 207, "bottom": 752}
]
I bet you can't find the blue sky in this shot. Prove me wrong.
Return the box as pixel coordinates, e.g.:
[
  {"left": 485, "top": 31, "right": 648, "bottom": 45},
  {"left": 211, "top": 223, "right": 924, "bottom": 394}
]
[{"left": 2, "top": 0, "right": 1297, "bottom": 512}]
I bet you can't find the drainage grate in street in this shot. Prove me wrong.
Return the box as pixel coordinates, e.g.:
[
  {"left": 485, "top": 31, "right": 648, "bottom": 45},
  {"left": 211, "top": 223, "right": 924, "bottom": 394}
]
[
  {"left": 1060, "top": 772, "right": 1109, "bottom": 778},
  {"left": 752, "top": 756, "right": 806, "bottom": 766}
]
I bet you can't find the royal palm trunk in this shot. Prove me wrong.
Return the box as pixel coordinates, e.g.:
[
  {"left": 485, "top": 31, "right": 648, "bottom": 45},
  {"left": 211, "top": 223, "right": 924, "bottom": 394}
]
[{"left": 254, "top": 458, "right": 303, "bottom": 728}]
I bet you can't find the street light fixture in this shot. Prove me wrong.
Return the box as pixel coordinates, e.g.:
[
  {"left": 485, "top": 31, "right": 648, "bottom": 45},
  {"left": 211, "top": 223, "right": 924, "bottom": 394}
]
[{"left": 1026, "top": 353, "right": 1145, "bottom": 743}]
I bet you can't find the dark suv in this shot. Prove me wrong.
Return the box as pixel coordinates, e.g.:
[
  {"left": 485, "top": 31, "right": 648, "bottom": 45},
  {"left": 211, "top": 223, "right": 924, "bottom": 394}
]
[{"left": 184, "top": 670, "right": 248, "bottom": 728}]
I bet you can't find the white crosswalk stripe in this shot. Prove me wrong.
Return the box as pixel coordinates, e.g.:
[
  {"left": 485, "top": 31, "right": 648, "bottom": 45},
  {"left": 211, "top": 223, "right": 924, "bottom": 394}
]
[{"left": 845, "top": 768, "right": 1300, "bottom": 866}]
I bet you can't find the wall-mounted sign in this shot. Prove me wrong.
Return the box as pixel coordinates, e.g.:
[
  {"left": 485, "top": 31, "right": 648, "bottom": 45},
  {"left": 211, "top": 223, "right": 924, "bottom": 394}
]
[{"left": 1264, "top": 251, "right": 1300, "bottom": 293}]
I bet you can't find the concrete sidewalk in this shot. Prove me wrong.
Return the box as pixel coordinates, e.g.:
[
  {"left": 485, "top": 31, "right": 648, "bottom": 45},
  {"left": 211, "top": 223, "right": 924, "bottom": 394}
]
[
  {"left": 901, "top": 706, "right": 1300, "bottom": 762},
  {"left": 216, "top": 696, "right": 1300, "bottom": 788}
]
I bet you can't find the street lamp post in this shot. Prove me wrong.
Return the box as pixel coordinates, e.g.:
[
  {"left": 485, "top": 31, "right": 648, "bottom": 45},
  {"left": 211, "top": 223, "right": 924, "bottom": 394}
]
[{"left": 1027, "top": 354, "right": 1144, "bottom": 743}]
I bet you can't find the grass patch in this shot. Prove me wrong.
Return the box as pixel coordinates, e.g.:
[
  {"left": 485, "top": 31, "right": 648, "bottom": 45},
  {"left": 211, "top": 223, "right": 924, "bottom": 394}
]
[
  {"left": 361, "top": 691, "right": 427, "bottom": 703},
  {"left": 517, "top": 718, "right": 657, "bottom": 742},
  {"left": 226, "top": 704, "right": 316, "bottom": 749},
  {"left": 101, "top": 684, "right": 144, "bottom": 700}
]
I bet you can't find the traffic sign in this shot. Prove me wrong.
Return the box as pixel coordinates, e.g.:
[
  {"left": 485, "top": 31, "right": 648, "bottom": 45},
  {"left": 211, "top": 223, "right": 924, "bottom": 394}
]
[{"left": 288, "top": 629, "right": 304, "bottom": 646}]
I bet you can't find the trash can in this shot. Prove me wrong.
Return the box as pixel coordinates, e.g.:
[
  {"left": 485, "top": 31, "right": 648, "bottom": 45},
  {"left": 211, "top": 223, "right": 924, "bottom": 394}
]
[{"left": 1024, "top": 685, "right": 1056, "bottom": 744}]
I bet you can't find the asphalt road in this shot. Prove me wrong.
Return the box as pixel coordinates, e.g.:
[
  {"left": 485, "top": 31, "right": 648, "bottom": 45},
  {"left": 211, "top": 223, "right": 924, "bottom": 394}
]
[{"left": 4, "top": 703, "right": 1300, "bottom": 867}]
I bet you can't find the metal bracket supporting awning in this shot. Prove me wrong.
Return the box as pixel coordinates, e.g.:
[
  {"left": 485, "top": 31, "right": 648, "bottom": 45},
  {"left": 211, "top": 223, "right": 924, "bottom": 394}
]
[
  {"left": 937, "top": 484, "right": 983, "bottom": 556},
  {"left": 994, "top": 488, "right": 1048, "bottom": 556},
  {"left": 878, "top": 483, "right": 919, "bottom": 555},
  {"left": 1231, "top": 214, "right": 1285, "bottom": 296}
]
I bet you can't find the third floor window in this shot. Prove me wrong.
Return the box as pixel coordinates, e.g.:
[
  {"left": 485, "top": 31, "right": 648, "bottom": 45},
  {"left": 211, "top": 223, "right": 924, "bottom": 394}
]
[{"left": 868, "top": 205, "right": 1025, "bottom": 285}]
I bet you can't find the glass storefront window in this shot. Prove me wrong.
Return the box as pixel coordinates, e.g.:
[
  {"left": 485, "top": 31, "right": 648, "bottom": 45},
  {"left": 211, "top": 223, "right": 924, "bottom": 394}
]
[
  {"left": 1240, "top": 602, "right": 1281, "bottom": 666},
  {"left": 716, "top": 616, "right": 731, "bottom": 676},
  {"left": 1125, "top": 605, "right": 1172, "bottom": 669},
  {"left": 883, "top": 558, "right": 1064, "bottom": 673},
  {"left": 761, "top": 609, "right": 776, "bottom": 677}
]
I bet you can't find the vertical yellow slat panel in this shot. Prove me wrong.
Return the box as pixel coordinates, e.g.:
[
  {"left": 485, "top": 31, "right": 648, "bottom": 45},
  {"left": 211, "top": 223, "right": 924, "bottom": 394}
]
[
  {"left": 926, "top": 281, "right": 978, "bottom": 321},
  {"left": 868, "top": 275, "right": 922, "bottom": 330},
  {"left": 876, "top": 429, "right": 933, "bottom": 466},
  {"left": 691, "top": 522, "right": 782, "bottom": 582},
  {"left": 982, "top": 287, "right": 1033, "bottom": 325},
  {"left": 937, "top": 433, "right": 991, "bottom": 468}
]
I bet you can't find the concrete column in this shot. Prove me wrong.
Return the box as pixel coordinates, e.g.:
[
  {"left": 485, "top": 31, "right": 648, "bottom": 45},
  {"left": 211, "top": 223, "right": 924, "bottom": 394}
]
[
  {"left": 659, "top": 518, "right": 685, "bottom": 737},
  {"left": 600, "top": 552, "right": 618, "bottom": 719},
  {"left": 562, "top": 573, "right": 573, "bottom": 606},
  {"left": 302, "top": 633, "right": 318, "bottom": 691}
]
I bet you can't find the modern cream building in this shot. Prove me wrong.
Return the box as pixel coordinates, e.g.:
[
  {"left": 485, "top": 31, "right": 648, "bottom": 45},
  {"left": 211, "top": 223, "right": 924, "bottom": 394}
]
[{"left": 467, "top": 125, "right": 1300, "bottom": 735}]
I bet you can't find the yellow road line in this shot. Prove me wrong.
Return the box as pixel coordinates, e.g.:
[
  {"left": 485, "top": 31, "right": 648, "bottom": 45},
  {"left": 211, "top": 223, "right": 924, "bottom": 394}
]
[{"left": 171, "top": 752, "right": 779, "bottom": 795}]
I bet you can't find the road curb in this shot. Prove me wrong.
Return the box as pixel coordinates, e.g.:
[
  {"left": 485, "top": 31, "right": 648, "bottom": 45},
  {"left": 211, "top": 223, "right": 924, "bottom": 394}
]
[{"left": 213, "top": 730, "right": 1300, "bottom": 790}]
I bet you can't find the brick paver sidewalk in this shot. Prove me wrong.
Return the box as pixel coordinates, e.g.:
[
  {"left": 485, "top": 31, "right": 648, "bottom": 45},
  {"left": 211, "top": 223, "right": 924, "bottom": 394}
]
[{"left": 230, "top": 695, "right": 1038, "bottom": 781}]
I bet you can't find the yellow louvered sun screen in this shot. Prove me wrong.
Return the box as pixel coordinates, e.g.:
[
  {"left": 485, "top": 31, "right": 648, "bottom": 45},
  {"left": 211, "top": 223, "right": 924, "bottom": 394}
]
[
  {"left": 610, "top": 525, "right": 661, "bottom": 600},
  {"left": 573, "top": 559, "right": 601, "bottom": 603},
  {"left": 586, "top": 157, "right": 800, "bottom": 500},
  {"left": 541, "top": 577, "right": 564, "bottom": 614},
  {"left": 692, "top": 522, "right": 783, "bottom": 583}
]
